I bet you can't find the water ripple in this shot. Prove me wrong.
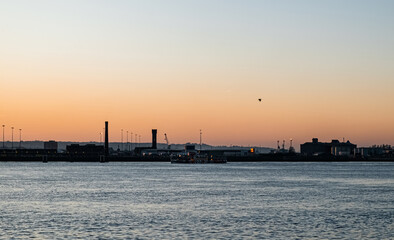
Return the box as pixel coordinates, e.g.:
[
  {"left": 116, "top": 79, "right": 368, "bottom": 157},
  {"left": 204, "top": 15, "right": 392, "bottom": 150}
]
[{"left": 0, "top": 162, "right": 393, "bottom": 239}]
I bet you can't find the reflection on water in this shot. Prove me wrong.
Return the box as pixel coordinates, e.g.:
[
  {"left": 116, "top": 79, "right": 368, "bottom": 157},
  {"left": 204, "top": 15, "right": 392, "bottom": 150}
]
[{"left": 0, "top": 162, "right": 393, "bottom": 239}]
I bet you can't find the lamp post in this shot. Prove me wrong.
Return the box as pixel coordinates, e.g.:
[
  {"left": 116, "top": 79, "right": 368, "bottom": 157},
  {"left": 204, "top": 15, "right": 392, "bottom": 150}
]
[
  {"left": 200, "top": 129, "right": 202, "bottom": 153},
  {"left": 130, "top": 132, "right": 133, "bottom": 152},
  {"left": 11, "top": 127, "right": 14, "bottom": 149},
  {"left": 19, "top": 129, "right": 22, "bottom": 149},
  {"left": 2, "top": 125, "right": 4, "bottom": 148},
  {"left": 126, "top": 131, "right": 128, "bottom": 151},
  {"left": 103, "top": 128, "right": 105, "bottom": 145},
  {"left": 121, "top": 129, "right": 123, "bottom": 151}
]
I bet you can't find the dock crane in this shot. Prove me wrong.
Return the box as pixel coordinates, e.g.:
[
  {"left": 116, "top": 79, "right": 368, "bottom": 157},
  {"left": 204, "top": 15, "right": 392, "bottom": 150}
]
[{"left": 164, "top": 133, "right": 171, "bottom": 150}]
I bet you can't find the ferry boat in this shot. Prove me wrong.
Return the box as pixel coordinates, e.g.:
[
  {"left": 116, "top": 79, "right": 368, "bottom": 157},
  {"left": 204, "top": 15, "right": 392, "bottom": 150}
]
[
  {"left": 171, "top": 131, "right": 227, "bottom": 164},
  {"left": 171, "top": 152, "right": 227, "bottom": 164}
]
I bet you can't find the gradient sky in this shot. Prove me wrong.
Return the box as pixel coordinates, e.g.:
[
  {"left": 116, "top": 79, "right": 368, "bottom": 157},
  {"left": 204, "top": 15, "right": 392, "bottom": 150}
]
[{"left": 1, "top": 0, "right": 394, "bottom": 149}]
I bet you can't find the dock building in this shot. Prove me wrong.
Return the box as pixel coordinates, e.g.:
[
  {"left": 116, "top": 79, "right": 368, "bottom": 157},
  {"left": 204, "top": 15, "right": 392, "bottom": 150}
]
[{"left": 301, "top": 138, "right": 356, "bottom": 157}]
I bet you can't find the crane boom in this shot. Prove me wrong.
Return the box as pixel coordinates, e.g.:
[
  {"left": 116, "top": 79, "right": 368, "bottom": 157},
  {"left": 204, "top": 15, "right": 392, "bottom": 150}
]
[{"left": 164, "top": 133, "right": 170, "bottom": 149}]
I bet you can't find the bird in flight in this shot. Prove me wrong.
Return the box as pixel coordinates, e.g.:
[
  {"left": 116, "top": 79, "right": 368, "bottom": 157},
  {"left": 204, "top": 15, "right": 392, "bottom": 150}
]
[{"left": 258, "top": 98, "right": 262, "bottom": 102}]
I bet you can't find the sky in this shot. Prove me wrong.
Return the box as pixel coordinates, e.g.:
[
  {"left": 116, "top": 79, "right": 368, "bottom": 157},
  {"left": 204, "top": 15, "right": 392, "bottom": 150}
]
[{"left": 1, "top": 0, "right": 394, "bottom": 149}]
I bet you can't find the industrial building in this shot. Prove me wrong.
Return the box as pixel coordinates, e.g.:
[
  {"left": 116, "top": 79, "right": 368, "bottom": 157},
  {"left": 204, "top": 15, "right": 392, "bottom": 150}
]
[
  {"left": 0, "top": 148, "right": 57, "bottom": 155},
  {"left": 2, "top": 120, "right": 393, "bottom": 162},
  {"left": 66, "top": 144, "right": 104, "bottom": 156},
  {"left": 44, "top": 140, "right": 58, "bottom": 150},
  {"left": 134, "top": 129, "right": 158, "bottom": 155},
  {"left": 356, "top": 145, "right": 393, "bottom": 158},
  {"left": 301, "top": 138, "right": 357, "bottom": 157}
]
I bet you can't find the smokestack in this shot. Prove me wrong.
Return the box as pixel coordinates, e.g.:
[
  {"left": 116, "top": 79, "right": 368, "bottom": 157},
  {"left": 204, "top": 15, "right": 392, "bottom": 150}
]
[
  {"left": 152, "top": 129, "right": 157, "bottom": 149},
  {"left": 105, "top": 121, "right": 109, "bottom": 156}
]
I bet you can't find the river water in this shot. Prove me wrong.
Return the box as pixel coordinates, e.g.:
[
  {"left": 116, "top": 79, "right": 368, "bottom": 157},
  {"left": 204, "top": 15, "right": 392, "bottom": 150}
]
[{"left": 0, "top": 162, "right": 393, "bottom": 239}]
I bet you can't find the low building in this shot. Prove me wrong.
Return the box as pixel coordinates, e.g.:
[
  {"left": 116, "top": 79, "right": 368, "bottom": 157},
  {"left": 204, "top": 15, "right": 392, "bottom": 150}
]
[
  {"left": 356, "top": 145, "right": 392, "bottom": 158},
  {"left": 301, "top": 138, "right": 356, "bottom": 157},
  {"left": 1, "top": 148, "right": 57, "bottom": 155},
  {"left": 44, "top": 140, "right": 58, "bottom": 150},
  {"left": 300, "top": 138, "right": 331, "bottom": 156},
  {"left": 66, "top": 144, "right": 104, "bottom": 156}
]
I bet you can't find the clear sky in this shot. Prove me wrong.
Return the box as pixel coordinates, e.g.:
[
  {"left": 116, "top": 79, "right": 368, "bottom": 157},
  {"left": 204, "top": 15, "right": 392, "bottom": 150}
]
[{"left": 1, "top": 0, "right": 393, "bottom": 148}]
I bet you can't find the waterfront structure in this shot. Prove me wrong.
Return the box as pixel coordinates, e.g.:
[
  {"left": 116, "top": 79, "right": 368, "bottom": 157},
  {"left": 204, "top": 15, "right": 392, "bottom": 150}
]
[
  {"left": 19, "top": 129, "right": 22, "bottom": 148},
  {"left": 44, "top": 140, "right": 58, "bottom": 150},
  {"left": 171, "top": 144, "right": 227, "bottom": 164},
  {"left": 134, "top": 129, "right": 158, "bottom": 155},
  {"left": 185, "top": 144, "right": 195, "bottom": 152},
  {"left": 66, "top": 144, "right": 104, "bottom": 156},
  {"left": 11, "top": 127, "right": 14, "bottom": 149},
  {"left": 2, "top": 125, "right": 5, "bottom": 148},
  {"left": 301, "top": 138, "right": 357, "bottom": 156},
  {"left": 105, "top": 121, "right": 109, "bottom": 156},
  {"left": 1, "top": 148, "right": 57, "bottom": 155},
  {"left": 356, "top": 145, "right": 393, "bottom": 158},
  {"left": 152, "top": 129, "right": 157, "bottom": 149}
]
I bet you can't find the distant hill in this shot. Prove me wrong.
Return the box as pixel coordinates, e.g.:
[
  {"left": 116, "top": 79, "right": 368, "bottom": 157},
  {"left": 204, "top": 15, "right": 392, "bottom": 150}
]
[{"left": 2, "top": 141, "right": 274, "bottom": 153}]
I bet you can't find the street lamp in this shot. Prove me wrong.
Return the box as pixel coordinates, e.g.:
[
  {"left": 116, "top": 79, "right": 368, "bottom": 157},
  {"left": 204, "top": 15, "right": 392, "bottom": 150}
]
[
  {"left": 121, "top": 129, "right": 123, "bottom": 151},
  {"left": 2, "top": 125, "right": 4, "bottom": 149},
  {"left": 126, "top": 131, "right": 128, "bottom": 151},
  {"left": 19, "top": 129, "right": 22, "bottom": 149},
  {"left": 200, "top": 129, "right": 202, "bottom": 153},
  {"left": 130, "top": 132, "right": 133, "bottom": 151},
  {"left": 102, "top": 128, "right": 105, "bottom": 145},
  {"left": 11, "top": 127, "right": 14, "bottom": 149}
]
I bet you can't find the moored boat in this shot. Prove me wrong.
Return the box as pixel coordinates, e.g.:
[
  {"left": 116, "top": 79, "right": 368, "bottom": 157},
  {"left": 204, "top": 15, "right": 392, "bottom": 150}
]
[{"left": 171, "top": 152, "right": 227, "bottom": 164}]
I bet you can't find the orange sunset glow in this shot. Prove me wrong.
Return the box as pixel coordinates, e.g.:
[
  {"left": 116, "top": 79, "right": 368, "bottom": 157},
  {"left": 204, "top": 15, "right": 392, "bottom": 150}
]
[{"left": 1, "top": 1, "right": 394, "bottom": 149}]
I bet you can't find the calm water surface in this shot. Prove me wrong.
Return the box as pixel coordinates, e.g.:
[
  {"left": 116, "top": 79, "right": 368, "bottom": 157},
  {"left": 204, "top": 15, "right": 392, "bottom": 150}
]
[{"left": 0, "top": 162, "right": 393, "bottom": 239}]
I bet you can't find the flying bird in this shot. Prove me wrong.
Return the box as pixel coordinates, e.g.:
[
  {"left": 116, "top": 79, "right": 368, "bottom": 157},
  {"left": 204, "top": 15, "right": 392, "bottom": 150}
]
[{"left": 258, "top": 98, "right": 262, "bottom": 102}]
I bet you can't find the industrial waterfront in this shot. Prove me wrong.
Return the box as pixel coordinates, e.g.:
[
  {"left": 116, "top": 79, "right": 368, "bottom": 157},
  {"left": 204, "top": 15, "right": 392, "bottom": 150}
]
[{"left": 1, "top": 121, "right": 393, "bottom": 162}]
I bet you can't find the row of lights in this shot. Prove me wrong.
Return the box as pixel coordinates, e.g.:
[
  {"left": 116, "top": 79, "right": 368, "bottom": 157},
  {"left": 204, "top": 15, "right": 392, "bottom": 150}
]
[
  {"left": 2, "top": 125, "right": 22, "bottom": 149},
  {"left": 120, "top": 129, "right": 142, "bottom": 151},
  {"left": 98, "top": 128, "right": 142, "bottom": 151},
  {"left": 2, "top": 124, "right": 143, "bottom": 151}
]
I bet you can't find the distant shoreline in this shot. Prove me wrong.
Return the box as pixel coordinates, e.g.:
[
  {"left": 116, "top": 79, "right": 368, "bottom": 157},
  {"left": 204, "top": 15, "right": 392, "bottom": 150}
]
[{"left": 1, "top": 155, "right": 393, "bottom": 162}]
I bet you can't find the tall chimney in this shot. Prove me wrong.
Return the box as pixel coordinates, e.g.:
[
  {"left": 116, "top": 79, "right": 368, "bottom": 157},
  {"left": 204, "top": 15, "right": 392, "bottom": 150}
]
[
  {"left": 152, "top": 129, "right": 157, "bottom": 149},
  {"left": 105, "top": 121, "right": 109, "bottom": 156}
]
